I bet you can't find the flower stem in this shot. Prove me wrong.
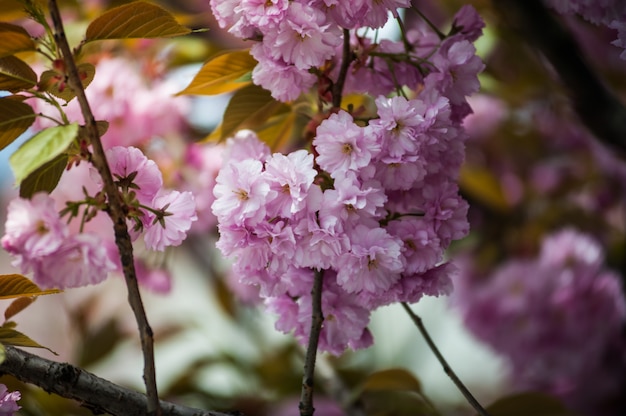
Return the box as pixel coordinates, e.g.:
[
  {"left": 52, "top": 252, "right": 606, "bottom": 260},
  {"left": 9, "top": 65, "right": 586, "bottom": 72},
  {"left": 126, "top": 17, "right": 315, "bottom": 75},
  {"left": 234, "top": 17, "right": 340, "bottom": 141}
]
[
  {"left": 47, "top": 1, "right": 161, "bottom": 414},
  {"left": 299, "top": 269, "right": 325, "bottom": 416},
  {"left": 401, "top": 303, "right": 491, "bottom": 416}
]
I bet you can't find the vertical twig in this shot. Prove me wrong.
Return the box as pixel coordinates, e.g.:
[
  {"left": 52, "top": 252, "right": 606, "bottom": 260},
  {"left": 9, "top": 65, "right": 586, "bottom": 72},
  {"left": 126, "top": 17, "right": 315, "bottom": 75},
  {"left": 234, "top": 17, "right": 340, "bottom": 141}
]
[
  {"left": 332, "top": 29, "right": 353, "bottom": 109},
  {"left": 401, "top": 303, "right": 491, "bottom": 416},
  {"left": 47, "top": 2, "right": 161, "bottom": 414},
  {"left": 299, "top": 269, "right": 325, "bottom": 416}
]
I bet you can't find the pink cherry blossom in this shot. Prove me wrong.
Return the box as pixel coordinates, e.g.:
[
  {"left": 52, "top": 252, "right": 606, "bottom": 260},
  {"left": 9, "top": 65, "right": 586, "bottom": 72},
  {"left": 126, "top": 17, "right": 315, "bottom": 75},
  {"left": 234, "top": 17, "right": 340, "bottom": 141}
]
[
  {"left": 144, "top": 190, "right": 197, "bottom": 251},
  {"left": 337, "top": 225, "right": 404, "bottom": 294},
  {"left": 32, "top": 233, "right": 117, "bottom": 289},
  {"left": 250, "top": 44, "right": 317, "bottom": 102},
  {"left": 1, "top": 193, "right": 68, "bottom": 272},
  {"left": 97, "top": 146, "right": 163, "bottom": 205},
  {"left": 314, "top": 111, "right": 381, "bottom": 176},
  {"left": 212, "top": 159, "right": 274, "bottom": 226},
  {"left": 264, "top": 2, "right": 341, "bottom": 70},
  {"left": 0, "top": 384, "right": 20, "bottom": 416},
  {"left": 264, "top": 150, "right": 317, "bottom": 217}
]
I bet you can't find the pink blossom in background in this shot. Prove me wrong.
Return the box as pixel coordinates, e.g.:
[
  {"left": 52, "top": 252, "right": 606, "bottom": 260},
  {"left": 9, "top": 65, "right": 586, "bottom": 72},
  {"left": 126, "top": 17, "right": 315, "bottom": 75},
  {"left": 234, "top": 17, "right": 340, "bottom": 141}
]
[
  {"left": 29, "top": 57, "right": 189, "bottom": 148},
  {"left": 32, "top": 233, "right": 116, "bottom": 289},
  {"left": 0, "top": 384, "right": 20, "bottom": 416},
  {"left": 1, "top": 193, "right": 68, "bottom": 271},
  {"left": 453, "top": 229, "right": 626, "bottom": 412},
  {"left": 181, "top": 143, "right": 223, "bottom": 233}
]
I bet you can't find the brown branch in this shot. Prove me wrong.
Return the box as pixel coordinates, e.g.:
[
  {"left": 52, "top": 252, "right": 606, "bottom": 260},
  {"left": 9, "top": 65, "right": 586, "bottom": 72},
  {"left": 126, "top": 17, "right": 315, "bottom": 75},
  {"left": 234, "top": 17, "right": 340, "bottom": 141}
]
[
  {"left": 47, "top": 1, "right": 160, "bottom": 414},
  {"left": 299, "top": 269, "right": 324, "bottom": 416},
  {"left": 401, "top": 303, "right": 491, "bottom": 416},
  {"left": 494, "top": 0, "right": 626, "bottom": 159},
  {"left": 0, "top": 346, "right": 237, "bottom": 416},
  {"left": 332, "top": 29, "right": 353, "bottom": 109}
]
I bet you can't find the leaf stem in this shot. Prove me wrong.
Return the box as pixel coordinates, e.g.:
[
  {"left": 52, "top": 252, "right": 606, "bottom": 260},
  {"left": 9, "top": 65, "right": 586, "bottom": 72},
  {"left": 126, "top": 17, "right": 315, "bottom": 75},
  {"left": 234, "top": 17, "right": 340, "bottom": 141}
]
[
  {"left": 47, "top": 1, "right": 161, "bottom": 414},
  {"left": 299, "top": 269, "right": 325, "bottom": 416},
  {"left": 401, "top": 303, "right": 491, "bottom": 416}
]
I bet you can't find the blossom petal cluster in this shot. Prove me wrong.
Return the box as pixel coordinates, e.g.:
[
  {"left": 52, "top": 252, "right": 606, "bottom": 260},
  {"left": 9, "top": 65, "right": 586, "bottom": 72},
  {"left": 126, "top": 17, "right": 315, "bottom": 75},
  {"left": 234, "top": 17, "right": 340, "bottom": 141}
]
[
  {"left": 0, "top": 384, "right": 20, "bottom": 416},
  {"left": 29, "top": 57, "right": 189, "bottom": 148},
  {"left": 98, "top": 146, "right": 198, "bottom": 251},
  {"left": 1, "top": 147, "right": 197, "bottom": 290},
  {"left": 1, "top": 193, "right": 115, "bottom": 289},
  {"left": 213, "top": 88, "right": 471, "bottom": 355},
  {"left": 453, "top": 229, "right": 626, "bottom": 410},
  {"left": 208, "top": 2, "right": 484, "bottom": 354}
]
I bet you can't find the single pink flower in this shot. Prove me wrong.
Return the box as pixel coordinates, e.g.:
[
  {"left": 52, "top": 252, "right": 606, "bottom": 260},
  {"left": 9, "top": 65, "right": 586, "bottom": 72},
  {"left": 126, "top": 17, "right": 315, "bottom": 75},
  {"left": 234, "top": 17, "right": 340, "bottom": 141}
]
[{"left": 144, "top": 190, "right": 197, "bottom": 251}]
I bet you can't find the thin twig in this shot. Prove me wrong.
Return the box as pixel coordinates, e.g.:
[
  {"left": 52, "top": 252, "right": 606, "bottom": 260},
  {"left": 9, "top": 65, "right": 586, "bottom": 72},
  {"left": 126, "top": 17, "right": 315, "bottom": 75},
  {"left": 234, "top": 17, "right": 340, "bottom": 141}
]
[
  {"left": 332, "top": 29, "right": 353, "bottom": 109},
  {"left": 47, "top": 1, "right": 161, "bottom": 414},
  {"left": 0, "top": 346, "right": 235, "bottom": 416},
  {"left": 401, "top": 303, "right": 491, "bottom": 416},
  {"left": 299, "top": 269, "right": 325, "bottom": 416},
  {"left": 316, "top": 354, "right": 366, "bottom": 416}
]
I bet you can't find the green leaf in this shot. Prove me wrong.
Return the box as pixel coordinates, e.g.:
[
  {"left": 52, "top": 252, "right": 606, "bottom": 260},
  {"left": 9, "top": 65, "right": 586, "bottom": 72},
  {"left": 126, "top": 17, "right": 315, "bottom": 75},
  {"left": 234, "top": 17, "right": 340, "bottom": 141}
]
[
  {"left": 0, "top": 22, "right": 36, "bottom": 58},
  {"left": 78, "top": 318, "right": 123, "bottom": 367},
  {"left": 19, "top": 154, "right": 68, "bottom": 198},
  {"left": 482, "top": 392, "right": 575, "bottom": 416},
  {"left": 460, "top": 164, "right": 511, "bottom": 212},
  {"left": 0, "top": 274, "right": 61, "bottom": 299},
  {"left": 256, "top": 110, "right": 296, "bottom": 151},
  {"left": 4, "top": 297, "right": 35, "bottom": 321},
  {"left": 213, "top": 84, "right": 289, "bottom": 142},
  {"left": 85, "top": 1, "right": 191, "bottom": 42},
  {"left": 77, "top": 120, "right": 109, "bottom": 143},
  {"left": 10, "top": 123, "right": 79, "bottom": 185},
  {"left": 0, "top": 55, "right": 37, "bottom": 92},
  {"left": 176, "top": 50, "right": 257, "bottom": 96},
  {"left": 0, "top": 326, "right": 57, "bottom": 355},
  {"left": 0, "top": 343, "right": 5, "bottom": 365},
  {"left": 38, "top": 63, "right": 95, "bottom": 102},
  {"left": 361, "top": 368, "right": 423, "bottom": 394},
  {"left": 0, "top": 96, "right": 35, "bottom": 151}
]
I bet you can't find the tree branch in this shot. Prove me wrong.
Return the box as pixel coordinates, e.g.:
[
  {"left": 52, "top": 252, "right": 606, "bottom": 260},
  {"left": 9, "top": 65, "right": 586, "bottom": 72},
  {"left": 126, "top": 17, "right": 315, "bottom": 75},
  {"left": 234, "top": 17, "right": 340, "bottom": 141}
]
[
  {"left": 47, "top": 1, "right": 160, "bottom": 413},
  {"left": 299, "top": 269, "right": 324, "bottom": 416},
  {"left": 401, "top": 303, "right": 491, "bottom": 416},
  {"left": 0, "top": 346, "right": 238, "bottom": 416},
  {"left": 332, "top": 29, "right": 353, "bottom": 109},
  {"left": 494, "top": 0, "right": 626, "bottom": 158}
]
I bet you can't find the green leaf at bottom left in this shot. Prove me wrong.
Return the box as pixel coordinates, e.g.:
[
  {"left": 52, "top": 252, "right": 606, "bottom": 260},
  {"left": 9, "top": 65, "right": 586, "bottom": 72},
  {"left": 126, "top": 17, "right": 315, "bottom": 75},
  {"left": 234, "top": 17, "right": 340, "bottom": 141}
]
[
  {"left": 0, "top": 327, "right": 57, "bottom": 355},
  {"left": 9, "top": 123, "right": 78, "bottom": 185}
]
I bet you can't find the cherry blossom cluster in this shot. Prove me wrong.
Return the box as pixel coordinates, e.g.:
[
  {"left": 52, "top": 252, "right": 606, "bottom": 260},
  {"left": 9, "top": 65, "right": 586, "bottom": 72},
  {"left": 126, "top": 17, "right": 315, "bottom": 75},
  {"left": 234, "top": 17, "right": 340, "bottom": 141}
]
[
  {"left": 1, "top": 147, "right": 196, "bottom": 290},
  {"left": 547, "top": 0, "right": 626, "bottom": 59},
  {"left": 213, "top": 86, "right": 472, "bottom": 354},
  {"left": 210, "top": 1, "right": 484, "bottom": 104},
  {"left": 453, "top": 229, "right": 626, "bottom": 411},
  {"left": 209, "top": 3, "right": 484, "bottom": 354},
  {"left": 29, "top": 57, "right": 189, "bottom": 149}
]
